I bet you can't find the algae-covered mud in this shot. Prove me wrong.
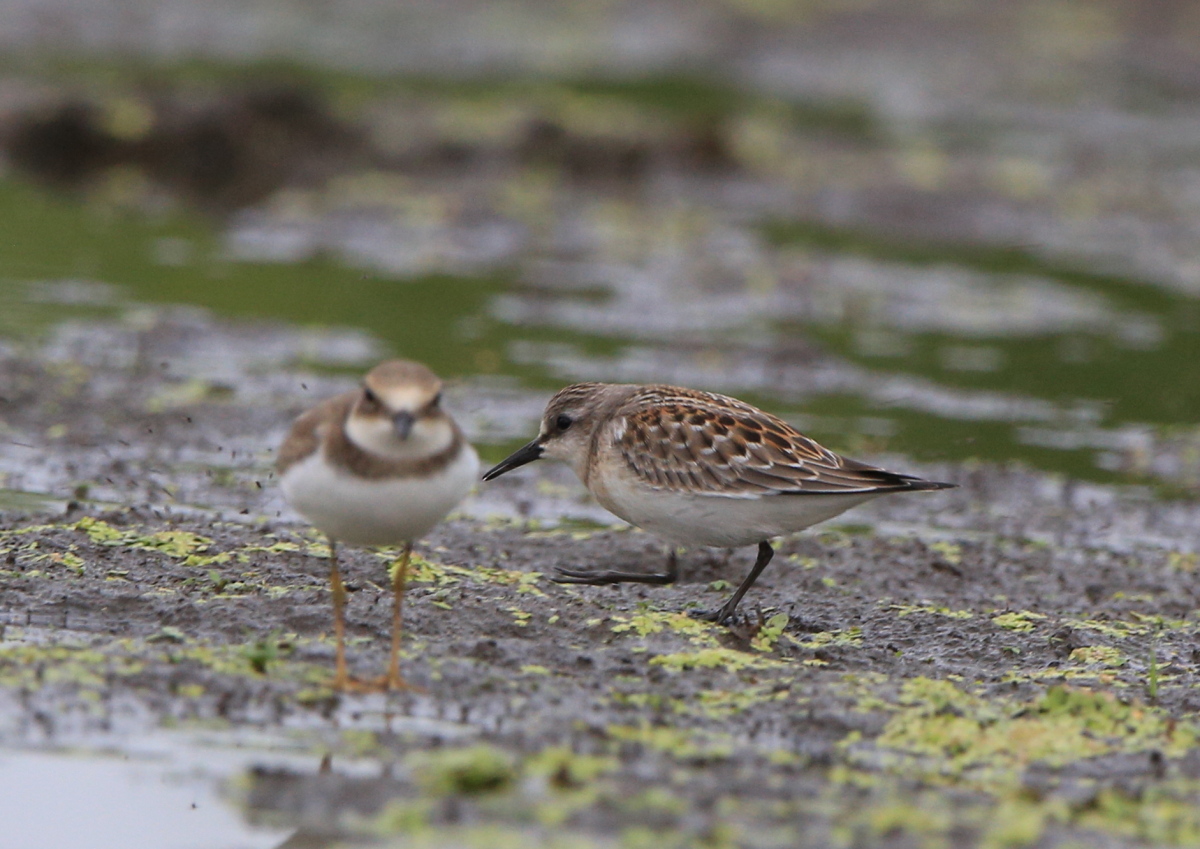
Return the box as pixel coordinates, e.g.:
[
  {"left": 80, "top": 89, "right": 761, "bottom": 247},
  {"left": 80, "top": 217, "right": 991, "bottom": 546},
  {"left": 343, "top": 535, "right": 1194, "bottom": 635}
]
[
  {"left": 5, "top": 1, "right": 1200, "bottom": 846},
  {"left": 4, "top": 313, "right": 1200, "bottom": 848},
  {"left": 4, "top": 432, "right": 1200, "bottom": 847}
]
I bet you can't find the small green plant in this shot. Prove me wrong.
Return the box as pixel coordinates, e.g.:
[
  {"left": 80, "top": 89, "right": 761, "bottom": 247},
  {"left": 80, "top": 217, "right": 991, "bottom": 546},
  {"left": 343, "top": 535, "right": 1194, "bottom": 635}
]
[
  {"left": 147, "top": 626, "right": 187, "bottom": 644},
  {"left": 411, "top": 745, "right": 517, "bottom": 795},
  {"left": 527, "top": 746, "right": 616, "bottom": 789},
  {"left": 751, "top": 612, "right": 790, "bottom": 652},
  {"left": 992, "top": 611, "right": 1046, "bottom": 632},
  {"left": 208, "top": 569, "right": 228, "bottom": 593},
  {"left": 239, "top": 634, "right": 287, "bottom": 675}
]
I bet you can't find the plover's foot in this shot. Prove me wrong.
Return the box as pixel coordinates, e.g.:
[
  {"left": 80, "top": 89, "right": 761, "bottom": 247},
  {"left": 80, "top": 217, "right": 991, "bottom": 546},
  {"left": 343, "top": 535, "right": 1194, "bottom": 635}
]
[{"left": 333, "top": 673, "right": 425, "bottom": 694}]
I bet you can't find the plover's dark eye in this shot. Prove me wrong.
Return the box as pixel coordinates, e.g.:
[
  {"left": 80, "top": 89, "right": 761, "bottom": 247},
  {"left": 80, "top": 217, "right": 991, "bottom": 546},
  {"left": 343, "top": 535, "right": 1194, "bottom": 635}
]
[
  {"left": 363, "top": 387, "right": 381, "bottom": 406},
  {"left": 430, "top": 392, "right": 442, "bottom": 409},
  {"left": 555, "top": 414, "right": 573, "bottom": 431}
]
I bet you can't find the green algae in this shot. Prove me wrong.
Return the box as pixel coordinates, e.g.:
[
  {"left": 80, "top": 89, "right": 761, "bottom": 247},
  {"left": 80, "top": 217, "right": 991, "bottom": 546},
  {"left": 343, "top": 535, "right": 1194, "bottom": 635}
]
[
  {"left": 650, "top": 647, "right": 787, "bottom": 674},
  {"left": 825, "top": 677, "right": 1200, "bottom": 847},
  {"left": 1067, "top": 645, "right": 1127, "bottom": 669},
  {"left": 888, "top": 601, "right": 975, "bottom": 620},
  {"left": 749, "top": 612, "right": 790, "bottom": 652},
  {"left": 5, "top": 516, "right": 1200, "bottom": 848},
  {"left": 867, "top": 800, "right": 952, "bottom": 844},
  {"left": 508, "top": 607, "right": 533, "bottom": 627},
  {"left": 373, "top": 823, "right": 609, "bottom": 849},
  {"left": 72, "top": 516, "right": 213, "bottom": 558},
  {"left": 872, "top": 679, "right": 1195, "bottom": 793},
  {"left": 794, "top": 628, "right": 863, "bottom": 651},
  {"left": 688, "top": 684, "right": 791, "bottom": 721},
  {"left": 929, "top": 541, "right": 964, "bottom": 565},
  {"left": 605, "top": 723, "right": 734, "bottom": 761},
  {"left": 23, "top": 546, "right": 86, "bottom": 576},
  {"left": 0, "top": 627, "right": 330, "bottom": 692},
  {"left": 0, "top": 641, "right": 144, "bottom": 689},
  {"left": 527, "top": 746, "right": 617, "bottom": 788},
  {"left": 992, "top": 611, "right": 1048, "bottom": 632},
  {"left": 607, "top": 605, "right": 791, "bottom": 673},
  {"left": 410, "top": 744, "right": 517, "bottom": 796},
  {"left": 403, "top": 551, "right": 545, "bottom": 596},
  {"left": 610, "top": 609, "right": 710, "bottom": 640},
  {"left": 1075, "top": 786, "right": 1200, "bottom": 846}
]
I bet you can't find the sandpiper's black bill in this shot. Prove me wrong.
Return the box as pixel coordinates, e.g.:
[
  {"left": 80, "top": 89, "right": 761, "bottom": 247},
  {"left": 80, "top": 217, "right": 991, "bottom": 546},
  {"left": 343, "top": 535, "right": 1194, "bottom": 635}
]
[{"left": 482, "top": 439, "right": 543, "bottom": 480}]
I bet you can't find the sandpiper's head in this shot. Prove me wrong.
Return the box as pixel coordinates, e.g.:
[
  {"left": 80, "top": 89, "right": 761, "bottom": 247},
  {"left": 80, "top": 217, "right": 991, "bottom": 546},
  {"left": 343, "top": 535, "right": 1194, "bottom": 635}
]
[
  {"left": 483, "top": 383, "right": 630, "bottom": 481},
  {"left": 345, "top": 360, "right": 453, "bottom": 458}
]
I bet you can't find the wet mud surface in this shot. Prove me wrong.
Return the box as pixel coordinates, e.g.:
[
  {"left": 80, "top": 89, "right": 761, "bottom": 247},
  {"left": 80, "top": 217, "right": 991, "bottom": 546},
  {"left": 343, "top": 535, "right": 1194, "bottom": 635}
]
[
  {"left": 4, "top": 320, "right": 1200, "bottom": 848},
  {"left": 4, "top": 3, "right": 1200, "bottom": 844}
]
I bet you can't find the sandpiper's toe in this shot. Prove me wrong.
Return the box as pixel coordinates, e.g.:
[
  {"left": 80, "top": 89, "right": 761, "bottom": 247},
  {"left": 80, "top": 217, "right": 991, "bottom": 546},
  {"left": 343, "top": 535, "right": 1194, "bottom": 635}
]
[
  {"left": 553, "top": 566, "right": 676, "bottom": 585},
  {"left": 689, "top": 605, "right": 745, "bottom": 626},
  {"left": 553, "top": 566, "right": 623, "bottom": 584}
]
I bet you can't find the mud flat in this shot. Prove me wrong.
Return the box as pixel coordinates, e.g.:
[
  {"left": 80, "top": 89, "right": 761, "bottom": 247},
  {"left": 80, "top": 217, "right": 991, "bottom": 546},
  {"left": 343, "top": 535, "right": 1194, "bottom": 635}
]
[
  {"left": 3, "top": 312, "right": 1200, "bottom": 848},
  {"left": 5, "top": 3, "right": 1200, "bottom": 844}
]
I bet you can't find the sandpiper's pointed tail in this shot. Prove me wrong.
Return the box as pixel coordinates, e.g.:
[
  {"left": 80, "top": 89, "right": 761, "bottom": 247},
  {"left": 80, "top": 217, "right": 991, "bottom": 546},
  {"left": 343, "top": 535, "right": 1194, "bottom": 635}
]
[{"left": 895, "top": 476, "right": 956, "bottom": 491}]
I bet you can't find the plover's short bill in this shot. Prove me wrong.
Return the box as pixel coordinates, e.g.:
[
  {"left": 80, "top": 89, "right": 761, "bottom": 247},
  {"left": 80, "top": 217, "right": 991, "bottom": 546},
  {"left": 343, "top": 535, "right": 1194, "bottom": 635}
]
[
  {"left": 483, "top": 383, "right": 953, "bottom": 624},
  {"left": 277, "top": 359, "right": 478, "bottom": 690}
]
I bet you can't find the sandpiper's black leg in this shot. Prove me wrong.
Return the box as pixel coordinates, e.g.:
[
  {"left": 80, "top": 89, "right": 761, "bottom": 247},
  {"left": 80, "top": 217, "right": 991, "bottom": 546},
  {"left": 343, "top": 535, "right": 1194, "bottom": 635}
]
[
  {"left": 553, "top": 549, "right": 679, "bottom": 586},
  {"left": 693, "top": 541, "right": 774, "bottom": 625}
]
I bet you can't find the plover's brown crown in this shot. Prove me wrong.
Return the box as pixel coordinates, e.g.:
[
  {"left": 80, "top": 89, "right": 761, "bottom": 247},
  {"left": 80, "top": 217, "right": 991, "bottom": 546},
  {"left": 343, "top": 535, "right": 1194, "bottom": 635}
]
[
  {"left": 276, "top": 391, "right": 467, "bottom": 480},
  {"left": 543, "top": 383, "right": 953, "bottom": 498},
  {"left": 277, "top": 359, "right": 465, "bottom": 481}
]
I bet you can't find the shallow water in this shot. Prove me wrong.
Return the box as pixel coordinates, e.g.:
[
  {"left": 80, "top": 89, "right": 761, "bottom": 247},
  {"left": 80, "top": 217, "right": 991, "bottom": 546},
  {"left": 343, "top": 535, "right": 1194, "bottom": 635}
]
[
  {"left": 2, "top": 149, "right": 1199, "bottom": 493},
  {"left": 0, "top": 745, "right": 291, "bottom": 849}
]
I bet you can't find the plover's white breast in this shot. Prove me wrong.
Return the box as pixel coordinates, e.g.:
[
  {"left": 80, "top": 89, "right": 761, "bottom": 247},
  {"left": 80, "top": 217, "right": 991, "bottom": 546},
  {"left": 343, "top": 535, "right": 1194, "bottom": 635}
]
[{"left": 281, "top": 442, "right": 479, "bottom": 546}]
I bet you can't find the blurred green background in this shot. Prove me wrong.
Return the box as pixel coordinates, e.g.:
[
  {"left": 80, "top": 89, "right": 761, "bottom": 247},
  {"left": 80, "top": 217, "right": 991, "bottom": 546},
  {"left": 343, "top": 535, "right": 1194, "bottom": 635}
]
[{"left": 3, "top": 0, "right": 1200, "bottom": 488}]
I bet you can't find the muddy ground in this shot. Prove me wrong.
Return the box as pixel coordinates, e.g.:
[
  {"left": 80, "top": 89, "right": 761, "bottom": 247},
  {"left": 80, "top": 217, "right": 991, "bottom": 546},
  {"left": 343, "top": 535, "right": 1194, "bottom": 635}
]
[
  {"left": 4, "top": 314, "right": 1200, "bottom": 848},
  {"left": 6, "top": 3, "right": 1200, "bottom": 845}
]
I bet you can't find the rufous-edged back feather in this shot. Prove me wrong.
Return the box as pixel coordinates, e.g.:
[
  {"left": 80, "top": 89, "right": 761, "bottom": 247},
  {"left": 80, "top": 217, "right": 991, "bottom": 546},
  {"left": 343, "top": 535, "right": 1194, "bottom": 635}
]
[{"left": 606, "top": 386, "right": 953, "bottom": 498}]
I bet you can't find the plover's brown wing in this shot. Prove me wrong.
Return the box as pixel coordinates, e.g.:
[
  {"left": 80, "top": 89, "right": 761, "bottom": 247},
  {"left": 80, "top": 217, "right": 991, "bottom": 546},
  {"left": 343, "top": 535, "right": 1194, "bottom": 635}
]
[
  {"left": 613, "top": 386, "right": 952, "bottom": 497},
  {"left": 276, "top": 392, "right": 356, "bottom": 475}
]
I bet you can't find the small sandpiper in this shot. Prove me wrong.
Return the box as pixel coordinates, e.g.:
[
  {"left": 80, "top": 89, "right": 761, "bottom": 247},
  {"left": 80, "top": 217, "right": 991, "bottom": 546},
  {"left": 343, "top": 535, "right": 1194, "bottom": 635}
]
[
  {"left": 277, "top": 359, "right": 478, "bottom": 690},
  {"left": 484, "top": 382, "right": 953, "bottom": 624}
]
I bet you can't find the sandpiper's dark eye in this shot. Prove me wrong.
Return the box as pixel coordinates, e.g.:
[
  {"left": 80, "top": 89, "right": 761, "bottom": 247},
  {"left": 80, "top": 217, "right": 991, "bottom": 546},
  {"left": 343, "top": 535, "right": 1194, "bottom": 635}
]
[
  {"left": 363, "top": 387, "right": 380, "bottom": 406},
  {"left": 430, "top": 392, "right": 442, "bottom": 409},
  {"left": 555, "top": 414, "right": 573, "bottom": 431}
]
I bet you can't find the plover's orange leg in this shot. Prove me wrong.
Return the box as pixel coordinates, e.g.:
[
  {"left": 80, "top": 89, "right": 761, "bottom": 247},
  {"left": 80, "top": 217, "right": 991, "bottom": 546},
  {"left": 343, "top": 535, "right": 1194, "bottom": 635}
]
[
  {"left": 384, "top": 543, "right": 414, "bottom": 690},
  {"left": 326, "top": 539, "right": 404, "bottom": 694},
  {"left": 326, "top": 537, "right": 353, "bottom": 691}
]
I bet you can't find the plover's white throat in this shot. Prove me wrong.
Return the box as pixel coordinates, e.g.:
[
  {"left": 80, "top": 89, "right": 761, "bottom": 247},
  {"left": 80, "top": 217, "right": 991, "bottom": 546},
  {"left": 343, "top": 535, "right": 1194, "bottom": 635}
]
[
  {"left": 483, "top": 382, "right": 953, "bottom": 624},
  {"left": 278, "top": 359, "right": 478, "bottom": 690}
]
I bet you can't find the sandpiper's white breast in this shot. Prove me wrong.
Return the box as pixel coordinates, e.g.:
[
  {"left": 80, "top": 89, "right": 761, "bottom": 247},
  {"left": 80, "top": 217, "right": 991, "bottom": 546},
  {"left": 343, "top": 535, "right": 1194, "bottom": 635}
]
[
  {"left": 280, "top": 443, "right": 479, "bottom": 546},
  {"left": 590, "top": 461, "right": 880, "bottom": 548}
]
